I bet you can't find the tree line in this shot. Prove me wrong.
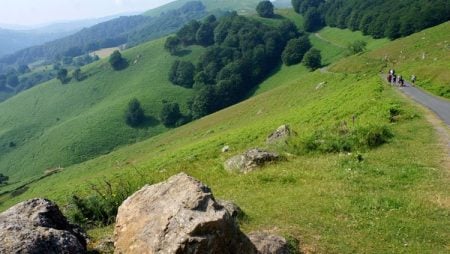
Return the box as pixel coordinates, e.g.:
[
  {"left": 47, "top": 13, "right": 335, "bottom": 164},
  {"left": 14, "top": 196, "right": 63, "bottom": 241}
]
[{"left": 292, "top": 0, "right": 450, "bottom": 39}]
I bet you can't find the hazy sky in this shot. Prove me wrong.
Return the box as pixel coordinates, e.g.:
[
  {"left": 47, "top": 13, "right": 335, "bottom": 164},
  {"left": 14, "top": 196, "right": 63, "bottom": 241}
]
[{"left": 0, "top": 0, "right": 175, "bottom": 26}]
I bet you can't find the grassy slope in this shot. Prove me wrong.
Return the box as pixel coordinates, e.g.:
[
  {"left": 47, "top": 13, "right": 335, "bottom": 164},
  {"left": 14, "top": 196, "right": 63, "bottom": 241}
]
[
  {"left": 0, "top": 38, "right": 202, "bottom": 190},
  {"left": 145, "top": 0, "right": 262, "bottom": 16},
  {"left": 331, "top": 22, "right": 450, "bottom": 99},
  {"left": 1, "top": 23, "right": 449, "bottom": 253}
]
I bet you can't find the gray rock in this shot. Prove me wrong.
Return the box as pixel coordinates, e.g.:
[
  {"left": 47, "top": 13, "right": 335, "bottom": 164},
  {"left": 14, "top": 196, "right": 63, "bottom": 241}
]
[
  {"left": 248, "top": 232, "right": 291, "bottom": 254},
  {"left": 266, "top": 125, "right": 294, "bottom": 145},
  {"left": 0, "top": 198, "right": 87, "bottom": 254},
  {"left": 224, "top": 148, "right": 280, "bottom": 173},
  {"left": 114, "top": 173, "right": 257, "bottom": 254},
  {"left": 217, "top": 199, "right": 243, "bottom": 220}
]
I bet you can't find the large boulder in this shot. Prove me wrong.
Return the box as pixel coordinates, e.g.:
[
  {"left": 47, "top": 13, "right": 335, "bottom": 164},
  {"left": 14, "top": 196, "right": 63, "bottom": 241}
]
[
  {"left": 266, "top": 125, "right": 294, "bottom": 145},
  {"left": 114, "top": 173, "right": 257, "bottom": 254},
  {"left": 224, "top": 148, "right": 280, "bottom": 173},
  {"left": 0, "top": 198, "right": 87, "bottom": 254},
  {"left": 248, "top": 232, "right": 291, "bottom": 254}
]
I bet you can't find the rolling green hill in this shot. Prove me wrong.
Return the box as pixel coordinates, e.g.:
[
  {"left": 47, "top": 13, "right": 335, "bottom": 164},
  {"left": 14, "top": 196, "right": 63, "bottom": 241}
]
[
  {"left": 0, "top": 20, "right": 448, "bottom": 253},
  {"left": 145, "top": 0, "right": 262, "bottom": 16}
]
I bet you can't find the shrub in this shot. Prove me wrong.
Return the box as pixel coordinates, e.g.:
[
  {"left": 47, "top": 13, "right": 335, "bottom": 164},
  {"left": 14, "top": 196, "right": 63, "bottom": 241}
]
[
  {"left": 164, "top": 36, "right": 181, "bottom": 55},
  {"left": 347, "top": 40, "right": 367, "bottom": 55},
  {"left": 72, "top": 68, "right": 85, "bottom": 81},
  {"left": 282, "top": 37, "right": 312, "bottom": 66},
  {"left": 125, "top": 98, "right": 145, "bottom": 127},
  {"left": 303, "top": 48, "right": 322, "bottom": 70},
  {"left": 69, "top": 175, "right": 152, "bottom": 227},
  {"left": 256, "top": 1, "right": 274, "bottom": 18},
  {"left": 0, "top": 173, "right": 8, "bottom": 184},
  {"left": 57, "top": 68, "right": 70, "bottom": 84},
  {"left": 109, "top": 50, "right": 127, "bottom": 70},
  {"left": 300, "top": 124, "right": 393, "bottom": 153},
  {"left": 160, "top": 102, "right": 182, "bottom": 127}
]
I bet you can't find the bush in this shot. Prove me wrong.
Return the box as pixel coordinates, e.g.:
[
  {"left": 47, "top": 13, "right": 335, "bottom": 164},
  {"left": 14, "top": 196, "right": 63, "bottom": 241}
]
[
  {"left": 109, "top": 50, "right": 127, "bottom": 70},
  {"left": 300, "top": 124, "right": 393, "bottom": 153},
  {"left": 69, "top": 174, "right": 153, "bottom": 227},
  {"left": 72, "top": 68, "right": 85, "bottom": 81},
  {"left": 164, "top": 36, "right": 181, "bottom": 55},
  {"left": 57, "top": 68, "right": 70, "bottom": 84},
  {"left": 256, "top": 1, "right": 274, "bottom": 18},
  {"left": 303, "top": 48, "right": 322, "bottom": 70},
  {"left": 160, "top": 102, "right": 182, "bottom": 127},
  {"left": 125, "top": 98, "right": 145, "bottom": 127},
  {"left": 282, "top": 37, "right": 312, "bottom": 66},
  {"left": 347, "top": 40, "right": 367, "bottom": 55},
  {"left": 0, "top": 173, "right": 8, "bottom": 185}
]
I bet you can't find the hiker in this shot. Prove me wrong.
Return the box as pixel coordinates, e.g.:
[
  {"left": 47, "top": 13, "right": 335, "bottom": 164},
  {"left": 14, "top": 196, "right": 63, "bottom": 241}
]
[
  {"left": 398, "top": 76, "right": 404, "bottom": 86},
  {"left": 411, "top": 75, "right": 416, "bottom": 84},
  {"left": 392, "top": 74, "right": 397, "bottom": 85},
  {"left": 387, "top": 74, "right": 392, "bottom": 83}
]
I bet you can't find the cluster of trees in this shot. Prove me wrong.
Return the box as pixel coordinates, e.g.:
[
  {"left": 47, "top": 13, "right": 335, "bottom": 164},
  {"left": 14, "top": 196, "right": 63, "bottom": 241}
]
[
  {"left": 292, "top": 0, "right": 450, "bottom": 39},
  {"left": 165, "top": 12, "right": 302, "bottom": 119},
  {"left": 124, "top": 98, "right": 189, "bottom": 128}
]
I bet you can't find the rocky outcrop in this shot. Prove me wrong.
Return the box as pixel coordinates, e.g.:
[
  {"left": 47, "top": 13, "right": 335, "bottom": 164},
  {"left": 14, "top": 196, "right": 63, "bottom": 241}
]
[
  {"left": 114, "top": 173, "right": 257, "bottom": 254},
  {"left": 266, "top": 125, "right": 295, "bottom": 145},
  {"left": 0, "top": 198, "right": 87, "bottom": 254},
  {"left": 224, "top": 148, "right": 280, "bottom": 173},
  {"left": 248, "top": 232, "right": 291, "bottom": 254}
]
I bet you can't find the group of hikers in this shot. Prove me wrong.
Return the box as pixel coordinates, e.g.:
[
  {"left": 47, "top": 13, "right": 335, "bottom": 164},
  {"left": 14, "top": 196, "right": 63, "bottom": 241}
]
[{"left": 387, "top": 69, "right": 416, "bottom": 87}]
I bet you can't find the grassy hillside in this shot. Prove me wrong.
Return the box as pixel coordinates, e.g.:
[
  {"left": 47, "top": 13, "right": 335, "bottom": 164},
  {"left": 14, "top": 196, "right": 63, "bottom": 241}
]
[
  {"left": 331, "top": 22, "right": 450, "bottom": 99},
  {"left": 0, "top": 23, "right": 448, "bottom": 253},
  {"left": 0, "top": 38, "right": 202, "bottom": 191},
  {"left": 145, "top": 0, "right": 262, "bottom": 16}
]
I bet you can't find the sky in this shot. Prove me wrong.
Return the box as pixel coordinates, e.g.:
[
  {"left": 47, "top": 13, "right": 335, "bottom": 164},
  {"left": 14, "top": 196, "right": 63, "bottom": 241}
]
[{"left": 0, "top": 0, "right": 175, "bottom": 27}]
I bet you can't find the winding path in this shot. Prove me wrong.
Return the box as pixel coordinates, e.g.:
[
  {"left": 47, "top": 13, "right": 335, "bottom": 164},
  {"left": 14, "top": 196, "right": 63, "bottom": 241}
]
[{"left": 384, "top": 77, "right": 450, "bottom": 126}]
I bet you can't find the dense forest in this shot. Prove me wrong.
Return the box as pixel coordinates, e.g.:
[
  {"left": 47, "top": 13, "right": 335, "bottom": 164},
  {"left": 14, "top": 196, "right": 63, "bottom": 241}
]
[
  {"left": 292, "top": 0, "right": 450, "bottom": 39},
  {"left": 165, "top": 11, "right": 307, "bottom": 119},
  {"left": 0, "top": 1, "right": 208, "bottom": 66}
]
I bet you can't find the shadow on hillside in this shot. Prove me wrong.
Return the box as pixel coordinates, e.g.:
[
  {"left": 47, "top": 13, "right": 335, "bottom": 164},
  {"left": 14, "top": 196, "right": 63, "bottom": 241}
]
[
  {"left": 136, "top": 115, "right": 160, "bottom": 129},
  {"left": 272, "top": 14, "right": 285, "bottom": 20},
  {"left": 245, "top": 63, "right": 282, "bottom": 98},
  {"left": 174, "top": 49, "right": 192, "bottom": 57}
]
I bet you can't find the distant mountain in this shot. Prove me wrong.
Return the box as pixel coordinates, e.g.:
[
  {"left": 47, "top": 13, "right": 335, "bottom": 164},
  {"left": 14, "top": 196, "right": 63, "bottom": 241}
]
[
  {"left": 0, "top": 29, "right": 72, "bottom": 58},
  {"left": 0, "top": 2, "right": 207, "bottom": 65},
  {"left": 0, "top": 15, "right": 127, "bottom": 58}
]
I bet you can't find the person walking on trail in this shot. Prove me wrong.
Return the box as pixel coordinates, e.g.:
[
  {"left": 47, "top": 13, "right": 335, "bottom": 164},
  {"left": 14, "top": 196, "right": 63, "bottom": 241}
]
[
  {"left": 392, "top": 74, "right": 397, "bottom": 85},
  {"left": 398, "top": 76, "right": 404, "bottom": 87}
]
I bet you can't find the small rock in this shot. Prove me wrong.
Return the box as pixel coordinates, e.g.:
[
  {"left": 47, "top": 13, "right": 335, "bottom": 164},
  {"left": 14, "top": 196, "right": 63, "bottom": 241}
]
[
  {"left": 266, "top": 125, "right": 294, "bottom": 144},
  {"left": 248, "top": 232, "right": 291, "bottom": 254},
  {"left": 0, "top": 198, "right": 87, "bottom": 254},
  {"left": 114, "top": 173, "right": 257, "bottom": 254},
  {"left": 222, "top": 145, "right": 230, "bottom": 153},
  {"left": 315, "top": 81, "right": 327, "bottom": 90},
  {"left": 224, "top": 148, "right": 280, "bottom": 173}
]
